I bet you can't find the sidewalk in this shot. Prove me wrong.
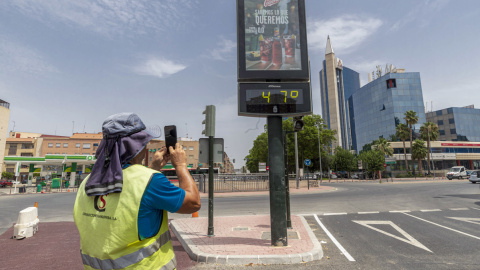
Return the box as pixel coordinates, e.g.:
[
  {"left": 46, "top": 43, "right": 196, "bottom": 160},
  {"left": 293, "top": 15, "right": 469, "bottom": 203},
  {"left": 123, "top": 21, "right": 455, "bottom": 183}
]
[{"left": 171, "top": 215, "right": 322, "bottom": 265}]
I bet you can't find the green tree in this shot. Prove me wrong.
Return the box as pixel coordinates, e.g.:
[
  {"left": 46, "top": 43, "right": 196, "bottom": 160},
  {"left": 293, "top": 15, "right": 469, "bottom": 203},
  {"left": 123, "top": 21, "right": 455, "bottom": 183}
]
[
  {"left": 332, "top": 146, "right": 356, "bottom": 178},
  {"left": 396, "top": 123, "right": 410, "bottom": 174},
  {"left": 404, "top": 110, "right": 419, "bottom": 175},
  {"left": 420, "top": 122, "right": 439, "bottom": 174},
  {"left": 358, "top": 150, "right": 385, "bottom": 179},
  {"left": 245, "top": 131, "right": 268, "bottom": 173},
  {"left": 2, "top": 171, "right": 14, "bottom": 179},
  {"left": 373, "top": 137, "right": 393, "bottom": 157},
  {"left": 411, "top": 139, "right": 428, "bottom": 175},
  {"left": 245, "top": 114, "right": 336, "bottom": 174}
]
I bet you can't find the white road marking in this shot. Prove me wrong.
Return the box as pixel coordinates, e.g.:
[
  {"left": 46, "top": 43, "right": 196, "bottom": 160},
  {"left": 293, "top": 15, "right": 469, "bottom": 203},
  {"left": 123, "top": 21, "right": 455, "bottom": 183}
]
[
  {"left": 313, "top": 214, "right": 356, "bottom": 262},
  {"left": 358, "top": 211, "right": 380, "bottom": 214},
  {"left": 403, "top": 213, "right": 480, "bottom": 240},
  {"left": 323, "top": 212, "right": 347, "bottom": 216},
  {"left": 389, "top": 210, "right": 411, "bottom": 213},
  {"left": 450, "top": 208, "right": 469, "bottom": 211},
  {"left": 447, "top": 217, "right": 480, "bottom": 225},
  {"left": 420, "top": 209, "right": 442, "bottom": 212},
  {"left": 352, "top": 220, "right": 432, "bottom": 252},
  {"left": 472, "top": 207, "right": 480, "bottom": 211}
]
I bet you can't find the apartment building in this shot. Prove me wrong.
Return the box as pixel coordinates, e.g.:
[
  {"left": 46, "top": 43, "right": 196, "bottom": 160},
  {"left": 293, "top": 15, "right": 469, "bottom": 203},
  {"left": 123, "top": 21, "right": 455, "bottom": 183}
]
[{"left": 40, "top": 133, "right": 103, "bottom": 156}]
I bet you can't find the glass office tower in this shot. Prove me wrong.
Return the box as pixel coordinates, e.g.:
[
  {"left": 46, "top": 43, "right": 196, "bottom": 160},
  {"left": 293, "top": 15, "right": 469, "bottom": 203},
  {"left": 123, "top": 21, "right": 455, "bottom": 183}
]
[
  {"left": 426, "top": 106, "right": 480, "bottom": 142},
  {"left": 350, "top": 72, "right": 426, "bottom": 152},
  {"left": 320, "top": 37, "right": 360, "bottom": 150}
]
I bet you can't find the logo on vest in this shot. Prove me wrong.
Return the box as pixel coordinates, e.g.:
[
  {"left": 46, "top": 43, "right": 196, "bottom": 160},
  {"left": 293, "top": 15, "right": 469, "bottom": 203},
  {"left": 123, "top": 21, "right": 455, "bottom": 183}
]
[{"left": 94, "top": 195, "right": 108, "bottom": 212}]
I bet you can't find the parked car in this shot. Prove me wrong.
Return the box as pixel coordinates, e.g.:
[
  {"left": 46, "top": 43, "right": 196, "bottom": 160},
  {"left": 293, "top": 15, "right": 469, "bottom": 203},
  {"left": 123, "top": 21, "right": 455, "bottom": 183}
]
[
  {"left": 446, "top": 166, "right": 467, "bottom": 180},
  {"left": 469, "top": 170, "right": 480, "bottom": 184},
  {"left": 0, "top": 180, "right": 13, "bottom": 187},
  {"left": 351, "top": 174, "right": 359, "bottom": 179}
]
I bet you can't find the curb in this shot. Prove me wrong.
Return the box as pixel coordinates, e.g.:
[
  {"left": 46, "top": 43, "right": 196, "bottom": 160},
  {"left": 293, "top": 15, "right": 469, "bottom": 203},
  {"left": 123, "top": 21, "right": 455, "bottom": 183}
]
[{"left": 170, "top": 215, "right": 323, "bottom": 265}]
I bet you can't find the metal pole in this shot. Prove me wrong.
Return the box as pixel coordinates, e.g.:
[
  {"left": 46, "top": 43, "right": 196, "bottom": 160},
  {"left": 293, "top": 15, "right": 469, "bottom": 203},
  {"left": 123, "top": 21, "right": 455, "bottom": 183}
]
[
  {"left": 284, "top": 131, "right": 292, "bottom": 229},
  {"left": 295, "top": 132, "right": 299, "bottom": 189},
  {"left": 317, "top": 125, "right": 322, "bottom": 180},
  {"left": 268, "top": 116, "right": 287, "bottom": 246},
  {"left": 207, "top": 136, "right": 214, "bottom": 236}
]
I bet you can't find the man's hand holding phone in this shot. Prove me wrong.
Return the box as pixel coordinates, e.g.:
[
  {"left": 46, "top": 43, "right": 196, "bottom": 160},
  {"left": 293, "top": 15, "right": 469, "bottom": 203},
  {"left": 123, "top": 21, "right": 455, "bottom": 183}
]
[
  {"left": 169, "top": 142, "right": 187, "bottom": 170},
  {"left": 149, "top": 146, "right": 169, "bottom": 171}
]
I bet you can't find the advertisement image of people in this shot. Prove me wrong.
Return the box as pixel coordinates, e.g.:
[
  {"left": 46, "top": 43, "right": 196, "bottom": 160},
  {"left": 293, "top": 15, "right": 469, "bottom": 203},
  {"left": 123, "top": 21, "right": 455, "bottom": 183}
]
[{"left": 244, "top": 0, "right": 302, "bottom": 71}]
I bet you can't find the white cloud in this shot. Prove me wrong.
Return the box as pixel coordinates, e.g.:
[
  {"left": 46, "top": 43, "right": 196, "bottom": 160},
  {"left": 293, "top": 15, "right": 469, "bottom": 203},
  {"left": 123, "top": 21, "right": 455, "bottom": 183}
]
[
  {"left": 1, "top": 0, "right": 199, "bottom": 37},
  {"left": 210, "top": 38, "right": 237, "bottom": 61},
  {"left": 133, "top": 57, "right": 187, "bottom": 78},
  {"left": 308, "top": 16, "right": 383, "bottom": 54},
  {"left": 0, "top": 37, "right": 58, "bottom": 75},
  {"left": 389, "top": 0, "right": 450, "bottom": 31}
]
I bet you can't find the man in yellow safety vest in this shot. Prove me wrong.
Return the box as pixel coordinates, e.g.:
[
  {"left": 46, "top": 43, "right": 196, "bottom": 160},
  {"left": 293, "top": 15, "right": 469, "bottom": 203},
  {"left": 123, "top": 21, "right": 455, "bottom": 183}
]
[{"left": 74, "top": 112, "right": 200, "bottom": 269}]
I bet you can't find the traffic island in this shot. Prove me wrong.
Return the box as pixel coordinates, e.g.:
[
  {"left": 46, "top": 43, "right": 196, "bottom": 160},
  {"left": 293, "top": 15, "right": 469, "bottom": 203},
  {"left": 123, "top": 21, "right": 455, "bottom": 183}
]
[{"left": 170, "top": 215, "right": 323, "bottom": 265}]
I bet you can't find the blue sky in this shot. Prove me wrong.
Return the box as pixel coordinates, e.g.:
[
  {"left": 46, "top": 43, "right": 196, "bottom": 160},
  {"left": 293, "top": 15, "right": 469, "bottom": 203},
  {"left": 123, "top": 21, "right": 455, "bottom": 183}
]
[{"left": 1, "top": 0, "right": 479, "bottom": 168}]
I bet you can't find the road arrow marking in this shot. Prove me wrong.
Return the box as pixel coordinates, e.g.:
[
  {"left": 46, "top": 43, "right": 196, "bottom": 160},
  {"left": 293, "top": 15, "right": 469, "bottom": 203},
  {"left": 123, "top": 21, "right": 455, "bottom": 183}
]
[
  {"left": 352, "top": 220, "right": 432, "bottom": 252},
  {"left": 447, "top": 217, "right": 480, "bottom": 225}
]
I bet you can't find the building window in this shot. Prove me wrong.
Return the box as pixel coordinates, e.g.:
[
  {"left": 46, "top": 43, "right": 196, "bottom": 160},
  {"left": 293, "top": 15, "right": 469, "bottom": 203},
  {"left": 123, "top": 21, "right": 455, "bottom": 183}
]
[
  {"left": 56, "top": 143, "right": 61, "bottom": 148},
  {"left": 449, "top": 118, "right": 455, "bottom": 124},
  {"left": 63, "top": 143, "right": 68, "bottom": 148},
  {"left": 189, "top": 146, "right": 194, "bottom": 151},
  {"left": 48, "top": 143, "right": 53, "bottom": 148},
  {"left": 83, "top": 143, "right": 91, "bottom": 149},
  {"left": 439, "top": 130, "right": 445, "bottom": 135},
  {"left": 436, "top": 111, "right": 442, "bottom": 116},
  {"left": 386, "top": 79, "right": 396, "bottom": 89},
  {"left": 21, "top": 153, "right": 33, "bottom": 157},
  {"left": 8, "top": 144, "right": 18, "bottom": 155},
  {"left": 183, "top": 146, "right": 187, "bottom": 150},
  {"left": 21, "top": 143, "right": 34, "bottom": 149},
  {"left": 447, "top": 108, "right": 453, "bottom": 114},
  {"left": 75, "top": 143, "right": 81, "bottom": 148},
  {"left": 437, "top": 120, "right": 443, "bottom": 125},
  {"left": 450, "top": 129, "right": 457, "bottom": 135},
  {"left": 189, "top": 155, "right": 194, "bottom": 159}
]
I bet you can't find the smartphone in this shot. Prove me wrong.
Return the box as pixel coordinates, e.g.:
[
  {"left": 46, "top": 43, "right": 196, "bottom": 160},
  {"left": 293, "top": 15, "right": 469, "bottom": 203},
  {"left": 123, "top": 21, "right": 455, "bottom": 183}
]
[{"left": 164, "top": 125, "right": 177, "bottom": 154}]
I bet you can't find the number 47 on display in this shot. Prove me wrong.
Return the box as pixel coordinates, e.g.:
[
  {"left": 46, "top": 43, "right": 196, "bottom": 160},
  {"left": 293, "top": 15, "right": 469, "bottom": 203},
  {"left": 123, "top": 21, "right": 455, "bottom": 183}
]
[{"left": 262, "top": 90, "right": 299, "bottom": 103}]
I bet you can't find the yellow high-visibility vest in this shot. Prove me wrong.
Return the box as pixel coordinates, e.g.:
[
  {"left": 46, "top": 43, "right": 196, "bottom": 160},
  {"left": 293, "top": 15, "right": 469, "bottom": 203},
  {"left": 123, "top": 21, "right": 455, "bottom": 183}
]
[{"left": 73, "top": 165, "right": 176, "bottom": 270}]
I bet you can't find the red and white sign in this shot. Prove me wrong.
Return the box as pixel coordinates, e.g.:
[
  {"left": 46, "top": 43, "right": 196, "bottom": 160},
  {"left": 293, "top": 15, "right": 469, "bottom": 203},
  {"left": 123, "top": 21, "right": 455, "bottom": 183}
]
[
  {"left": 264, "top": 0, "right": 280, "bottom": 7},
  {"left": 383, "top": 163, "right": 387, "bottom": 168},
  {"left": 441, "top": 143, "right": 480, "bottom": 147},
  {"left": 266, "top": 166, "right": 269, "bottom": 171}
]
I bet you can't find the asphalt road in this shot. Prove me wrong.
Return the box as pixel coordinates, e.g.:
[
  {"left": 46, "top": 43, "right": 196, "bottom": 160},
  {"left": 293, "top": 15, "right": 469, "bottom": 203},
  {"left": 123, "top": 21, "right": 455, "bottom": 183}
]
[{"left": 1, "top": 180, "right": 479, "bottom": 269}]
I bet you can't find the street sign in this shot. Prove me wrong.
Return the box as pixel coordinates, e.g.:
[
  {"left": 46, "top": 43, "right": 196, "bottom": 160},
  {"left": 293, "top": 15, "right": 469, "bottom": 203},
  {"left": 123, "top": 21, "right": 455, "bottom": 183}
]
[
  {"left": 383, "top": 163, "right": 387, "bottom": 168},
  {"left": 358, "top": 160, "right": 363, "bottom": 170},
  {"left": 304, "top": 159, "right": 311, "bottom": 166},
  {"left": 199, "top": 138, "right": 224, "bottom": 163},
  {"left": 259, "top": 162, "right": 267, "bottom": 172}
]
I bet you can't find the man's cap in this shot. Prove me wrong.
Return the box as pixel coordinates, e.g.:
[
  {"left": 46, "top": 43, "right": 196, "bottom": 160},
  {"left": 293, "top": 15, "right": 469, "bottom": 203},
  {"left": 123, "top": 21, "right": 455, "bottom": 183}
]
[{"left": 102, "top": 112, "right": 161, "bottom": 139}]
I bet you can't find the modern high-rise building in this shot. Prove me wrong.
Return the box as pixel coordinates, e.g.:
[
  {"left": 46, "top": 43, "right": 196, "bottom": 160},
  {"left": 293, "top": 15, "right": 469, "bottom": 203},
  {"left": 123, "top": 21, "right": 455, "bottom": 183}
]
[
  {"left": 349, "top": 69, "right": 426, "bottom": 151},
  {"left": 0, "top": 99, "right": 11, "bottom": 173},
  {"left": 319, "top": 36, "right": 360, "bottom": 150},
  {"left": 426, "top": 105, "right": 480, "bottom": 142}
]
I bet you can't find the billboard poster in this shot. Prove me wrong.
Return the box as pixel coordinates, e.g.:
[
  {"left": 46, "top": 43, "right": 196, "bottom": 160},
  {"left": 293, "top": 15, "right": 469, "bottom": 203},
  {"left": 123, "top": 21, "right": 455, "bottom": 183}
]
[{"left": 237, "top": 0, "right": 308, "bottom": 81}]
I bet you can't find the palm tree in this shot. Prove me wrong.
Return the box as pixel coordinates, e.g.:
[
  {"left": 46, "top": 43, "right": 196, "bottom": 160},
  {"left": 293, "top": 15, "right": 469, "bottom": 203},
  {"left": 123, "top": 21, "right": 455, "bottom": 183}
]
[
  {"left": 373, "top": 137, "right": 393, "bottom": 157},
  {"left": 396, "top": 123, "right": 410, "bottom": 174},
  {"left": 411, "top": 139, "right": 428, "bottom": 175},
  {"left": 404, "top": 111, "right": 419, "bottom": 175},
  {"left": 420, "top": 122, "right": 439, "bottom": 174}
]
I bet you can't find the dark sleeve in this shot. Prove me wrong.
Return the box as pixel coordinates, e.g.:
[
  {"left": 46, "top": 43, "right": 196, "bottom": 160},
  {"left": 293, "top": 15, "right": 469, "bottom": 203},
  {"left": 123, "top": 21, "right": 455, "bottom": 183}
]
[{"left": 142, "top": 173, "right": 185, "bottom": 213}]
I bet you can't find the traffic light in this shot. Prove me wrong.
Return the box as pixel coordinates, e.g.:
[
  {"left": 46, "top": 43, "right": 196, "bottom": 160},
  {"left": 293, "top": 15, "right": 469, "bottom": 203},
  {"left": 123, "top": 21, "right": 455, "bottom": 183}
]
[
  {"left": 202, "top": 105, "right": 216, "bottom": 137},
  {"left": 293, "top": 116, "right": 304, "bottom": 132}
]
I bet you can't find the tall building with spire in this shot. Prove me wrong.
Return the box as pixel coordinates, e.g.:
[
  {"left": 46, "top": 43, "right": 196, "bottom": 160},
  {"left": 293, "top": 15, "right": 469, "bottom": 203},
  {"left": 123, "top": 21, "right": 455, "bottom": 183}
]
[{"left": 319, "top": 36, "right": 360, "bottom": 150}]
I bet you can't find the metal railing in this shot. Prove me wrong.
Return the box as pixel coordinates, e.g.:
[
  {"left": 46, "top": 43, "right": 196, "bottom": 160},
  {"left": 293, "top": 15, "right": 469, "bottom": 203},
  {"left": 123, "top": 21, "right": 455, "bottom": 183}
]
[{"left": 193, "top": 173, "right": 269, "bottom": 193}]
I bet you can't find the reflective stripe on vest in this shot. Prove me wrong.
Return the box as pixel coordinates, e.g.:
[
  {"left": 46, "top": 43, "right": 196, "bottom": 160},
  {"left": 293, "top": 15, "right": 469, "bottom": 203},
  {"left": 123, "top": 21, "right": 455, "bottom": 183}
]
[{"left": 81, "top": 229, "right": 171, "bottom": 270}]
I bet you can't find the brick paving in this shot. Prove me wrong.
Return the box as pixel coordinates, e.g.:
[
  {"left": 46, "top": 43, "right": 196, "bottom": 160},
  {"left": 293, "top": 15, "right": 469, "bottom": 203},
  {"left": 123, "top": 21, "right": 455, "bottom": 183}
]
[{"left": 172, "top": 215, "right": 314, "bottom": 256}]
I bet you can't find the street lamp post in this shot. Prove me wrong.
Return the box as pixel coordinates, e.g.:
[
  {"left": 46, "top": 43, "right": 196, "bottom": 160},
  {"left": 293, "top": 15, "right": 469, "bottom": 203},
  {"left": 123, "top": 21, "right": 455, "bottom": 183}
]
[{"left": 317, "top": 125, "right": 323, "bottom": 180}]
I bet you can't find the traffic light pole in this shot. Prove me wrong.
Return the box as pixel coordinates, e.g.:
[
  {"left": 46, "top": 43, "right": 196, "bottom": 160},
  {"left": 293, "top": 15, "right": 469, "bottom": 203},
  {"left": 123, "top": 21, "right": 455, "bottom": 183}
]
[
  {"left": 208, "top": 135, "right": 214, "bottom": 237},
  {"left": 268, "top": 116, "right": 287, "bottom": 246}
]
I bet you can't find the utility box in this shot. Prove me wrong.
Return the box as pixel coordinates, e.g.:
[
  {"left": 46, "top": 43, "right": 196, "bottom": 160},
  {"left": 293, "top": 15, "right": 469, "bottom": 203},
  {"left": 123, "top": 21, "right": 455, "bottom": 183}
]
[{"left": 13, "top": 207, "right": 39, "bottom": 239}]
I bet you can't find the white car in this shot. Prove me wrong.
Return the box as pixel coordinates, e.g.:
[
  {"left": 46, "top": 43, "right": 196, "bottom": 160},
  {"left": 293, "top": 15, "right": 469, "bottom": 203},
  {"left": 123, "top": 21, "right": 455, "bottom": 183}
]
[
  {"left": 469, "top": 171, "right": 480, "bottom": 184},
  {"left": 446, "top": 166, "right": 467, "bottom": 180}
]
